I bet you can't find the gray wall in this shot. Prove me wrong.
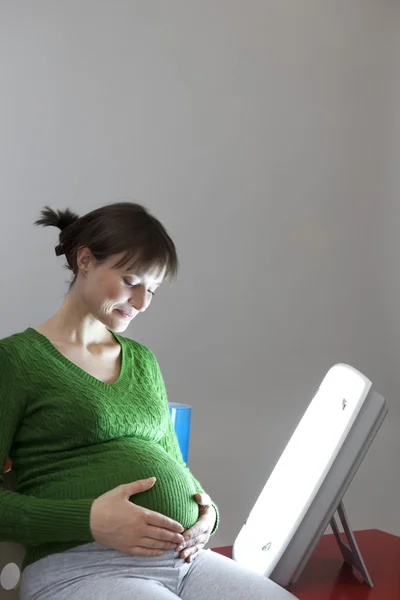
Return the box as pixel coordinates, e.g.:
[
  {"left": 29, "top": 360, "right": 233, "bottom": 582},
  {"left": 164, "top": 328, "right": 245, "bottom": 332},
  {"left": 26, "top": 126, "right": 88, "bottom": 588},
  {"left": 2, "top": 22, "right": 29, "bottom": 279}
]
[
  {"left": 378, "top": 0, "right": 400, "bottom": 536},
  {"left": 1, "top": 2, "right": 399, "bottom": 570}
]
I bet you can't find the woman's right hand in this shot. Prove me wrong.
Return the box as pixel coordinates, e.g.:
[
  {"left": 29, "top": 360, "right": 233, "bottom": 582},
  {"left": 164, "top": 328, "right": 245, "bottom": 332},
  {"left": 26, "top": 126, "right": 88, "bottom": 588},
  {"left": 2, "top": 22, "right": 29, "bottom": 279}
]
[{"left": 90, "top": 477, "right": 185, "bottom": 556}]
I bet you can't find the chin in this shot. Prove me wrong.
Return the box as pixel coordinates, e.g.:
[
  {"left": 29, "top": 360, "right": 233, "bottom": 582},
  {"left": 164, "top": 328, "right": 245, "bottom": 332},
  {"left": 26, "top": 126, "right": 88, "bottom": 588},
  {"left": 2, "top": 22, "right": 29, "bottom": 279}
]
[
  {"left": 107, "top": 319, "right": 130, "bottom": 333},
  {"left": 105, "top": 311, "right": 135, "bottom": 333}
]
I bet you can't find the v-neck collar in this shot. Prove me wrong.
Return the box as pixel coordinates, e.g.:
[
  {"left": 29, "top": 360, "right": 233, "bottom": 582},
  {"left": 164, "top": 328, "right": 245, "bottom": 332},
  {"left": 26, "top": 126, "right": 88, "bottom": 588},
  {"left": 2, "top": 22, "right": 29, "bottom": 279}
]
[{"left": 25, "top": 327, "right": 126, "bottom": 390}]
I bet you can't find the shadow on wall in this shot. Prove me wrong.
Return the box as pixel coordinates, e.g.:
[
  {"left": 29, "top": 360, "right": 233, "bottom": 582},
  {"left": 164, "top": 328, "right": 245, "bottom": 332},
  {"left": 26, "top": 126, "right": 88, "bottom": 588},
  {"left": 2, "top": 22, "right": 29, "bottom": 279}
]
[{"left": 0, "top": 469, "right": 24, "bottom": 599}]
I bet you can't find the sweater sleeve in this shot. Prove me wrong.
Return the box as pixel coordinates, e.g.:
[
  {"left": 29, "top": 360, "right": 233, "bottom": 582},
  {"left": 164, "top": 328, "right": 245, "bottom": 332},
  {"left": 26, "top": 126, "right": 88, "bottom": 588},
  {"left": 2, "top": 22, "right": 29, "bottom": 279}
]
[
  {"left": 152, "top": 353, "right": 220, "bottom": 535},
  {"left": 0, "top": 345, "right": 95, "bottom": 545}
]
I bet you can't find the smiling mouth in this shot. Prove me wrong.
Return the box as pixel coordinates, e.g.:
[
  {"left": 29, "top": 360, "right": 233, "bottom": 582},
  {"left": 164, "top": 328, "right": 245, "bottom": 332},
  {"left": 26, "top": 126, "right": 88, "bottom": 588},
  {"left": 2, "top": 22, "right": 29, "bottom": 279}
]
[{"left": 115, "top": 309, "right": 135, "bottom": 319}]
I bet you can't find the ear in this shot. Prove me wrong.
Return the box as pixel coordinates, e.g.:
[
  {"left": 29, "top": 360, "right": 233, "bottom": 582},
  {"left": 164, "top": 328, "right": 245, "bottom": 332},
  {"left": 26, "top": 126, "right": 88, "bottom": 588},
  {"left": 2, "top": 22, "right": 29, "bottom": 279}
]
[{"left": 76, "top": 247, "right": 94, "bottom": 274}]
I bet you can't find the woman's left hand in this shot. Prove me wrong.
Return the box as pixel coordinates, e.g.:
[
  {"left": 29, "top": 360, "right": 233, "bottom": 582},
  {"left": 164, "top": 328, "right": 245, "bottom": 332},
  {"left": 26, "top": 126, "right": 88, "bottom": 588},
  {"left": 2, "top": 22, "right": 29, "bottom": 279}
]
[{"left": 177, "top": 493, "right": 216, "bottom": 563}]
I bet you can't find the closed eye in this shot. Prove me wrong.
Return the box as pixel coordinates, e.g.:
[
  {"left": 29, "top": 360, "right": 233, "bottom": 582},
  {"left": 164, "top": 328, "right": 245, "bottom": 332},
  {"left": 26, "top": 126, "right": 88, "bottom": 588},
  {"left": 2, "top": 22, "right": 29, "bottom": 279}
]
[
  {"left": 123, "top": 279, "right": 155, "bottom": 296},
  {"left": 123, "top": 278, "right": 136, "bottom": 288}
]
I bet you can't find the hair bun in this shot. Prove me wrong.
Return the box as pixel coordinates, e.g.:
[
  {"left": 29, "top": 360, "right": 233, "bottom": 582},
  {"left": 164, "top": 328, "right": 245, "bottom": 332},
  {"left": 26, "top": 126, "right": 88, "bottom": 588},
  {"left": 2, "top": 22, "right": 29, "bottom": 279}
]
[{"left": 35, "top": 207, "right": 79, "bottom": 231}]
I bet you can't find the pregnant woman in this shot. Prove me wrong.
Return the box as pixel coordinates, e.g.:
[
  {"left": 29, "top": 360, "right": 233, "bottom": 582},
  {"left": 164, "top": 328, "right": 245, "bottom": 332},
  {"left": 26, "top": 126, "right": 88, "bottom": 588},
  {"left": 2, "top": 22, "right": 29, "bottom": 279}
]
[{"left": 0, "top": 202, "right": 296, "bottom": 599}]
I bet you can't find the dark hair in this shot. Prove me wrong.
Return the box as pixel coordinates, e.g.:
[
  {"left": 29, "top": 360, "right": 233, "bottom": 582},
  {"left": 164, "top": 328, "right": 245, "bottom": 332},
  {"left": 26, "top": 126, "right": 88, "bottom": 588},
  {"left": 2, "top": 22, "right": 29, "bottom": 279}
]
[{"left": 35, "top": 202, "right": 178, "bottom": 285}]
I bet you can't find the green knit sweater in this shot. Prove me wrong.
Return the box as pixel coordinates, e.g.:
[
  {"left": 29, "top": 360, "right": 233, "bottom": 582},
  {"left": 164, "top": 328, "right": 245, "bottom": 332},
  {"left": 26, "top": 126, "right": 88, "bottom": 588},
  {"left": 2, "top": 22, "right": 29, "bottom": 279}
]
[{"left": 0, "top": 328, "right": 219, "bottom": 570}]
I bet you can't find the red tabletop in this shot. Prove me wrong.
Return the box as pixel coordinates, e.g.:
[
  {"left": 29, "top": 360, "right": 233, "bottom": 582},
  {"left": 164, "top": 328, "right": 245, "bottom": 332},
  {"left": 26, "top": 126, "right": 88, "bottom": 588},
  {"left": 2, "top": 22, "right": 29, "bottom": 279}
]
[{"left": 212, "top": 529, "right": 400, "bottom": 599}]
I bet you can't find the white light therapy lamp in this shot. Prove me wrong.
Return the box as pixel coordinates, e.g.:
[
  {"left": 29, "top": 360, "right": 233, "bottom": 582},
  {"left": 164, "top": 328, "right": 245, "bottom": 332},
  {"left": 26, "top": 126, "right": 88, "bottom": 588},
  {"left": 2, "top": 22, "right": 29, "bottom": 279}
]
[{"left": 233, "top": 363, "right": 388, "bottom": 589}]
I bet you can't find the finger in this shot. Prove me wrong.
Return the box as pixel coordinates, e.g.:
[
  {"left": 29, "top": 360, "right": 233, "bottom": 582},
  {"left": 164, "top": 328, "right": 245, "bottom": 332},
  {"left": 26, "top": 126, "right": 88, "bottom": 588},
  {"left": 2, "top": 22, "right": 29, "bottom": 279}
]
[
  {"left": 128, "top": 546, "right": 165, "bottom": 557},
  {"left": 180, "top": 534, "right": 207, "bottom": 553},
  {"left": 183, "top": 525, "right": 207, "bottom": 542},
  {"left": 146, "top": 525, "right": 184, "bottom": 545},
  {"left": 194, "top": 493, "right": 212, "bottom": 507},
  {"left": 139, "top": 537, "right": 178, "bottom": 551},
  {"left": 144, "top": 510, "right": 184, "bottom": 533},
  {"left": 182, "top": 545, "right": 200, "bottom": 560},
  {"left": 187, "top": 549, "right": 200, "bottom": 563},
  {"left": 122, "top": 478, "right": 156, "bottom": 497}
]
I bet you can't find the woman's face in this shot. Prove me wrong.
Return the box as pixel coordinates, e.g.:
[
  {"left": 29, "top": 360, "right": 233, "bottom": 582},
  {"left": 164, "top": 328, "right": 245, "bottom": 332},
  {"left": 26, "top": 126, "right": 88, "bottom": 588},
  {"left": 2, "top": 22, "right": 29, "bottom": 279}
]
[{"left": 77, "top": 250, "right": 165, "bottom": 332}]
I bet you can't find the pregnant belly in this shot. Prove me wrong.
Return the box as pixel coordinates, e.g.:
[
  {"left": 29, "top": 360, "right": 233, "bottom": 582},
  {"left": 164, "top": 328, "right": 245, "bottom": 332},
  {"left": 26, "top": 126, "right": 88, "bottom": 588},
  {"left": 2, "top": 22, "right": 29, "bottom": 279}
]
[
  {"left": 31, "top": 438, "right": 200, "bottom": 530},
  {"left": 125, "top": 443, "right": 200, "bottom": 529}
]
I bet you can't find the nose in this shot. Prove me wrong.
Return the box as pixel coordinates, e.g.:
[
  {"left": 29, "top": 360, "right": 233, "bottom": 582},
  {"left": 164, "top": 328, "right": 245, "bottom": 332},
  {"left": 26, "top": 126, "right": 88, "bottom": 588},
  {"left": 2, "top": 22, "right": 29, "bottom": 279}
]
[{"left": 129, "top": 286, "right": 148, "bottom": 312}]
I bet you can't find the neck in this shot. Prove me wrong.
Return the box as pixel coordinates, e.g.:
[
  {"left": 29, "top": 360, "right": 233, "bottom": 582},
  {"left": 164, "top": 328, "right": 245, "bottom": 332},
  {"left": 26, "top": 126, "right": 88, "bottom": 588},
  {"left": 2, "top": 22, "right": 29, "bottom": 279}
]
[{"left": 38, "top": 289, "right": 111, "bottom": 347}]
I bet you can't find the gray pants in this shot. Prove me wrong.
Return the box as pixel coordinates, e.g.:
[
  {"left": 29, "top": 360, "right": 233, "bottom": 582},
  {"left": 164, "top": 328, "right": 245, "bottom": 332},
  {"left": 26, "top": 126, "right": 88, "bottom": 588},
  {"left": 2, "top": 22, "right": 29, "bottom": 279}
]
[{"left": 20, "top": 542, "right": 298, "bottom": 600}]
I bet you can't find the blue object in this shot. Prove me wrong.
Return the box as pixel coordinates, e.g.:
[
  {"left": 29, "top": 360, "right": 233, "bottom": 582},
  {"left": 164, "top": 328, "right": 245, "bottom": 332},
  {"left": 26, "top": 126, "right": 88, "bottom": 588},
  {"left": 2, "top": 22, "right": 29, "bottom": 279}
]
[{"left": 168, "top": 403, "right": 192, "bottom": 464}]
